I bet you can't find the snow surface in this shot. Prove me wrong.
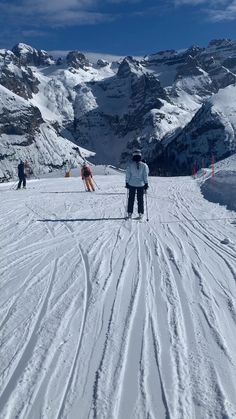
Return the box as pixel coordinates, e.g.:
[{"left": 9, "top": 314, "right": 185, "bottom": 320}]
[
  {"left": 0, "top": 171, "right": 236, "bottom": 419},
  {"left": 201, "top": 153, "right": 236, "bottom": 212}
]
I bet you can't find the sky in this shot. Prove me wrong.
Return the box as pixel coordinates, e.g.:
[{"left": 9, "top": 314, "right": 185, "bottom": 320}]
[{"left": 0, "top": 0, "right": 235, "bottom": 56}]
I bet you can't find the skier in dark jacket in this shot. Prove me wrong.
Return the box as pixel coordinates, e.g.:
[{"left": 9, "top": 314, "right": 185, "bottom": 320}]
[
  {"left": 125, "top": 149, "right": 149, "bottom": 219},
  {"left": 17, "top": 160, "right": 26, "bottom": 189}
]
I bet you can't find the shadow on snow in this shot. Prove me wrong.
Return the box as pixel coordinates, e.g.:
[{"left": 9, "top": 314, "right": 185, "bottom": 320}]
[
  {"left": 39, "top": 192, "right": 126, "bottom": 195},
  {"left": 37, "top": 217, "right": 126, "bottom": 222}
]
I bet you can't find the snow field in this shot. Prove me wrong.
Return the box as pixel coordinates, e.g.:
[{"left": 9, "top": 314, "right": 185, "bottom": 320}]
[{"left": 0, "top": 173, "right": 236, "bottom": 419}]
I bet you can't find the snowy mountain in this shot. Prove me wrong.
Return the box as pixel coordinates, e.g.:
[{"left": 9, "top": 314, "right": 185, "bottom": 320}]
[
  {"left": 0, "top": 84, "right": 91, "bottom": 181},
  {"left": 150, "top": 84, "right": 236, "bottom": 175},
  {"left": 1, "top": 39, "right": 236, "bottom": 180},
  {"left": 12, "top": 43, "right": 54, "bottom": 67},
  {"left": 74, "top": 57, "right": 168, "bottom": 164}
]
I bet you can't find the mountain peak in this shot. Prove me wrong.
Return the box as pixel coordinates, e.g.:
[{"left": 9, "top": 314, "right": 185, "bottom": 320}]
[
  {"left": 66, "top": 51, "right": 90, "bottom": 69},
  {"left": 208, "top": 39, "right": 234, "bottom": 48},
  {"left": 117, "top": 56, "right": 143, "bottom": 77},
  {"left": 12, "top": 43, "right": 54, "bottom": 66}
]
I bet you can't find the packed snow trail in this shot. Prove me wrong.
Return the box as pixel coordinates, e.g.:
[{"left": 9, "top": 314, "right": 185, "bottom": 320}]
[{"left": 0, "top": 174, "right": 236, "bottom": 419}]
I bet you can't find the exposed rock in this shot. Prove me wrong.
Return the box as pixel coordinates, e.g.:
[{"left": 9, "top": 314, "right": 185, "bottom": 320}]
[
  {"left": 73, "top": 61, "right": 167, "bottom": 164},
  {"left": 0, "top": 105, "right": 43, "bottom": 139},
  {"left": 97, "top": 59, "right": 109, "bottom": 68},
  {"left": 66, "top": 51, "right": 90, "bottom": 69},
  {"left": 0, "top": 64, "right": 39, "bottom": 99},
  {"left": 117, "top": 56, "right": 143, "bottom": 78},
  {"left": 222, "top": 57, "right": 236, "bottom": 70},
  {"left": 208, "top": 39, "right": 234, "bottom": 48},
  {"left": 0, "top": 49, "right": 19, "bottom": 65},
  {"left": 149, "top": 87, "right": 236, "bottom": 175},
  {"left": 56, "top": 57, "right": 64, "bottom": 66},
  {"left": 12, "top": 43, "right": 54, "bottom": 66},
  {"left": 175, "top": 56, "right": 203, "bottom": 79}
]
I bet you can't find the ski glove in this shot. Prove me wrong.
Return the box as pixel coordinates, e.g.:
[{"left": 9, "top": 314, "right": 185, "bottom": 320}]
[
  {"left": 125, "top": 182, "right": 130, "bottom": 189},
  {"left": 144, "top": 183, "right": 149, "bottom": 190}
]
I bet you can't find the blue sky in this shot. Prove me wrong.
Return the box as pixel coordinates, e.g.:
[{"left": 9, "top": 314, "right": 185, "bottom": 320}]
[{"left": 0, "top": 0, "right": 235, "bottom": 56}]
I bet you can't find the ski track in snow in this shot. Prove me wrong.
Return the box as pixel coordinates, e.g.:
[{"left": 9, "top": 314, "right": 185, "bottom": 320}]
[{"left": 0, "top": 175, "right": 236, "bottom": 419}]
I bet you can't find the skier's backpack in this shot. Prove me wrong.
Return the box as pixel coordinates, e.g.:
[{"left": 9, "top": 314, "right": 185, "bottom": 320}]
[{"left": 83, "top": 167, "right": 90, "bottom": 177}]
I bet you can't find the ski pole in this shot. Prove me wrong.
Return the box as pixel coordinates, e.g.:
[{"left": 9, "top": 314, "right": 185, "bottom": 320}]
[
  {"left": 11, "top": 181, "right": 18, "bottom": 190},
  {"left": 125, "top": 188, "right": 129, "bottom": 217},
  {"left": 145, "top": 191, "right": 149, "bottom": 221},
  {"left": 92, "top": 177, "right": 100, "bottom": 190}
]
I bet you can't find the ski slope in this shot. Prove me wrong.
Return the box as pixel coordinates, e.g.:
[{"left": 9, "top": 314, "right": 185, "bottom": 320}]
[{"left": 0, "top": 173, "right": 236, "bottom": 419}]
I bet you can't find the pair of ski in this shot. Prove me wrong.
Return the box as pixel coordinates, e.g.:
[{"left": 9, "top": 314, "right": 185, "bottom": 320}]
[{"left": 125, "top": 215, "right": 147, "bottom": 222}]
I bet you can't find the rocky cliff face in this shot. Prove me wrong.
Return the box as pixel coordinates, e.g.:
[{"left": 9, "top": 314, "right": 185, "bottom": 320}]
[
  {"left": 0, "top": 84, "right": 89, "bottom": 181},
  {"left": 0, "top": 39, "right": 236, "bottom": 180},
  {"left": 66, "top": 51, "right": 90, "bottom": 70},
  {"left": 0, "top": 81, "right": 90, "bottom": 181},
  {"left": 12, "top": 43, "right": 54, "bottom": 67},
  {"left": 0, "top": 49, "right": 39, "bottom": 99},
  {"left": 149, "top": 84, "right": 236, "bottom": 175},
  {"left": 73, "top": 57, "right": 168, "bottom": 164},
  {"left": 72, "top": 40, "right": 236, "bottom": 169}
]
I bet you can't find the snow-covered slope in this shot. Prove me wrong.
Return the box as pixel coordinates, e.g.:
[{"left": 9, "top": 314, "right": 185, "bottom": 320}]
[
  {"left": 201, "top": 153, "right": 236, "bottom": 211},
  {"left": 0, "top": 172, "right": 235, "bottom": 418}
]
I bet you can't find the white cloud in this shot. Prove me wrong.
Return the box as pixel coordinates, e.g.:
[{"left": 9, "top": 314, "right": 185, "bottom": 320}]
[
  {"left": 23, "top": 0, "right": 95, "bottom": 14},
  {"left": 174, "top": 0, "right": 207, "bottom": 5},
  {"left": 174, "top": 0, "right": 229, "bottom": 5},
  {"left": 21, "top": 30, "right": 47, "bottom": 37},
  {"left": 0, "top": 0, "right": 115, "bottom": 27},
  {"left": 1, "top": 0, "right": 236, "bottom": 36},
  {"left": 0, "top": 0, "right": 114, "bottom": 47},
  {"left": 43, "top": 10, "right": 113, "bottom": 26},
  {"left": 107, "top": 0, "right": 141, "bottom": 3},
  {"left": 49, "top": 49, "right": 142, "bottom": 62},
  {"left": 173, "top": 0, "right": 236, "bottom": 21},
  {"left": 207, "top": 0, "right": 236, "bottom": 21},
  {"left": 50, "top": 49, "right": 123, "bottom": 62}
]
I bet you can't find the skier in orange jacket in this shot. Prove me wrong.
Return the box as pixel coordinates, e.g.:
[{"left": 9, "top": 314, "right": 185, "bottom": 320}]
[{"left": 81, "top": 163, "right": 95, "bottom": 192}]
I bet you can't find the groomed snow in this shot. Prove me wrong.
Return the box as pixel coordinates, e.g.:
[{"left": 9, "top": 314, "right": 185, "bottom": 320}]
[
  {"left": 201, "top": 153, "right": 236, "bottom": 212},
  {"left": 0, "top": 172, "right": 236, "bottom": 419}
]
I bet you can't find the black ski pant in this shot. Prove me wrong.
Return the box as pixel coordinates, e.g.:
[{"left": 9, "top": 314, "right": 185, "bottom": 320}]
[
  {"left": 128, "top": 186, "right": 144, "bottom": 214},
  {"left": 17, "top": 176, "right": 26, "bottom": 189}
]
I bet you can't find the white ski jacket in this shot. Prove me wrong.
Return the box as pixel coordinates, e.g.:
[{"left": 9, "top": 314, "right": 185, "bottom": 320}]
[{"left": 126, "top": 161, "right": 149, "bottom": 187}]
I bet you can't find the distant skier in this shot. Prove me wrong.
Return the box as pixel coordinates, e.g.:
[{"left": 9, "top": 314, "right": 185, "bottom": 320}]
[
  {"left": 17, "top": 160, "right": 26, "bottom": 190},
  {"left": 125, "top": 150, "right": 149, "bottom": 219},
  {"left": 81, "top": 162, "right": 95, "bottom": 192},
  {"left": 64, "top": 160, "right": 71, "bottom": 178}
]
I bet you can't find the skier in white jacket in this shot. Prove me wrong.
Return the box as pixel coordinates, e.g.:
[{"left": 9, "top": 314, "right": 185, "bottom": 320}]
[{"left": 125, "top": 149, "right": 149, "bottom": 219}]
